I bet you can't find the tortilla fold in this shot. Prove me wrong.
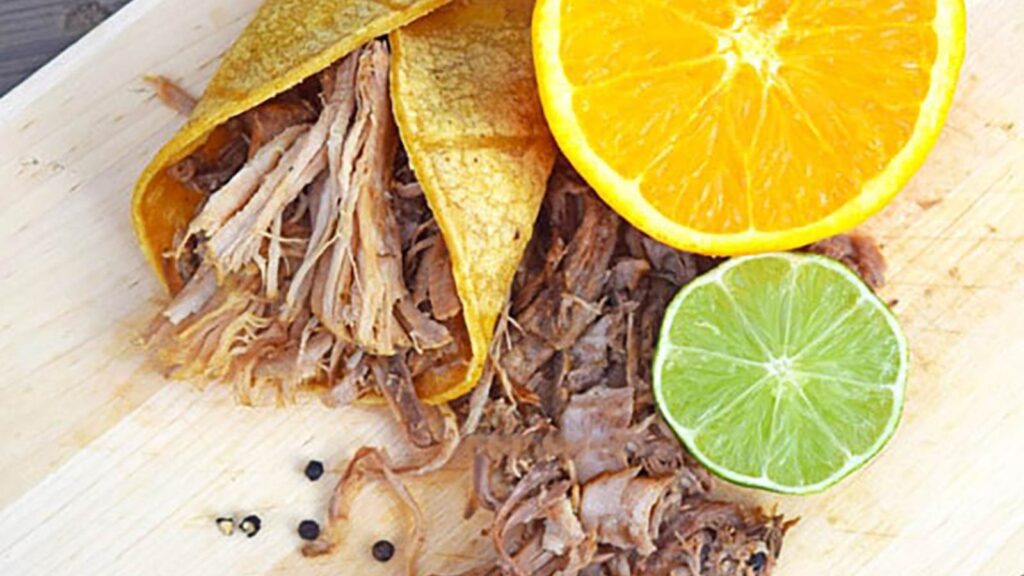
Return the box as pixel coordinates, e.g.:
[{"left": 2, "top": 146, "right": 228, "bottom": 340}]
[
  {"left": 131, "top": 0, "right": 555, "bottom": 403},
  {"left": 391, "top": 0, "right": 557, "bottom": 400}
]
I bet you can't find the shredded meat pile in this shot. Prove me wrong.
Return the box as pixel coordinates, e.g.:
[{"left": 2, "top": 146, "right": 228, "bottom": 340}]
[
  {"left": 302, "top": 162, "right": 896, "bottom": 575},
  {"left": 147, "top": 40, "right": 892, "bottom": 576},
  {"left": 805, "top": 234, "right": 886, "bottom": 290},
  {"left": 437, "top": 166, "right": 793, "bottom": 576},
  {"left": 444, "top": 175, "right": 885, "bottom": 575},
  {"left": 150, "top": 42, "right": 463, "bottom": 421}
]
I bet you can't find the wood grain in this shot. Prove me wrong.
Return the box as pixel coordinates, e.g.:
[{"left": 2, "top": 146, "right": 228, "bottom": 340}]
[
  {"left": 0, "top": 0, "right": 1022, "bottom": 575},
  {"left": 0, "top": 0, "right": 130, "bottom": 95}
]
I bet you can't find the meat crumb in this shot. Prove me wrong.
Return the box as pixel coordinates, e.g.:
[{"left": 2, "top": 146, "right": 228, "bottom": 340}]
[{"left": 805, "top": 233, "right": 887, "bottom": 289}]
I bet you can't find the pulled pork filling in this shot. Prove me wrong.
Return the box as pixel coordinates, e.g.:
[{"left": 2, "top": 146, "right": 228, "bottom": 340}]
[
  {"left": 444, "top": 166, "right": 794, "bottom": 576},
  {"left": 148, "top": 40, "right": 892, "bottom": 576},
  {"left": 150, "top": 41, "right": 464, "bottom": 429}
]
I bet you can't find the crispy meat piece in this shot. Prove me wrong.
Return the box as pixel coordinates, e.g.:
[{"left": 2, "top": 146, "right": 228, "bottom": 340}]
[
  {"left": 146, "top": 75, "right": 197, "bottom": 116},
  {"left": 541, "top": 498, "right": 585, "bottom": 557},
  {"left": 376, "top": 356, "right": 436, "bottom": 449},
  {"left": 565, "top": 312, "right": 627, "bottom": 392},
  {"left": 502, "top": 333, "right": 556, "bottom": 386},
  {"left": 579, "top": 467, "right": 675, "bottom": 556},
  {"left": 561, "top": 193, "right": 620, "bottom": 306},
  {"left": 610, "top": 258, "right": 651, "bottom": 292},
  {"left": 471, "top": 451, "right": 503, "bottom": 514},
  {"left": 397, "top": 404, "right": 461, "bottom": 476},
  {"left": 244, "top": 100, "right": 317, "bottom": 153},
  {"left": 805, "top": 233, "right": 887, "bottom": 289},
  {"left": 397, "top": 297, "right": 453, "bottom": 352},
  {"left": 636, "top": 501, "right": 790, "bottom": 576},
  {"left": 516, "top": 193, "right": 618, "bottom": 352},
  {"left": 492, "top": 460, "right": 570, "bottom": 574},
  {"left": 558, "top": 386, "right": 633, "bottom": 483},
  {"left": 166, "top": 115, "right": 251, "bottom": 197},
  {"left": 426, "top": 242, "right": 461, "bottom": 321}
]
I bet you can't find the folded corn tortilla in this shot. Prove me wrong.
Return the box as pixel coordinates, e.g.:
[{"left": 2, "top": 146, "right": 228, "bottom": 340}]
[{"left": 132, "top": 0, "right": 556, "bottom": 403}]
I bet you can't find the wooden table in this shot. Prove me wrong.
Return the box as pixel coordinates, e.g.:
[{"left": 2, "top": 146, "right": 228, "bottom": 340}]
[
  {"left": 0, "top": 0, "right": 129, "bottom": 95},
  {"left": 1, "top": 1, "right": 1023, "bottom": 575}
]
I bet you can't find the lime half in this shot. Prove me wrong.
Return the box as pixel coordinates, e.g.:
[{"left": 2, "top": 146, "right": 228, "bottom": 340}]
[{"left": 653, "top": 253, "right": 908, "bottom": 494}]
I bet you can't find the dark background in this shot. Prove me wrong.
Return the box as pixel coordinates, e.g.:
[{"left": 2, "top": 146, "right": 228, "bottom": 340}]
[{"left": 0, "top": 0, "right": 130, "bottom": 96}]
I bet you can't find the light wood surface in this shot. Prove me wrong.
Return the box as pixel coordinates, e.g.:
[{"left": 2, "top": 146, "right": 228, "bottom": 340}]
[{"left": 1, "top": 0, "right": 1022, "bottom": 574}]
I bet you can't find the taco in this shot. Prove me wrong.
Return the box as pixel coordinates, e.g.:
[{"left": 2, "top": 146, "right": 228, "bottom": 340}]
[{"left": 132, "top": 0, "right": 556, "bottom": 416}]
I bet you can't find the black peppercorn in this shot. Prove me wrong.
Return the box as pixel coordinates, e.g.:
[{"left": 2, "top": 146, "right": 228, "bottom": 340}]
[
  {"left": 372, "top": 539, "right": 395, "bottom": 562},
  {"left": 215, "top": 517, "right": 235, "bottom": 536},
  {"left": 304, "top": 460, "right": 325, "bottom": 481},
  {"left": 298, "top": 520, "right": 321, "bottom": 541},
  {"left": 239, "top": 515, "right": 262, "bottom": 538}
]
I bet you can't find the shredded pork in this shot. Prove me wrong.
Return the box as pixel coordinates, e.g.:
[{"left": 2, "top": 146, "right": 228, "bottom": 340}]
[
  {"left": 149, "top": 41, "right": 462, "bottom": 425},
  {"left": 146, "top": 75, "right": 197, "bottom": 116},
  {"left": 441, "top": 166, "right": 796, "bottom": 576},
  {"left": 805, "top": 233, "right": 887, "bottom": 290}
]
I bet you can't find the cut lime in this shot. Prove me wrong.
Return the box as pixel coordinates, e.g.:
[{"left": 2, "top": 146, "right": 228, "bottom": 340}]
[{"left": 653, "top": 253, "right": 908, "bottom": 494}]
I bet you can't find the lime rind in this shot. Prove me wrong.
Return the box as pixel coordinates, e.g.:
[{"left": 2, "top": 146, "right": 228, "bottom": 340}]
[{"left": 652, "top": 253, "right": 908, "bottom": 494}]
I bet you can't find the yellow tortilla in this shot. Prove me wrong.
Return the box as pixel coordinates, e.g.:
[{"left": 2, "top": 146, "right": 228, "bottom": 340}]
[
  {"left": 132, "top": 0, "right": 452, "bottom": 291},
  {"left": 132, "top": 0, "right": 555, "bottom": 403},
  {"left": 391, "top": 0, "right": 557, "bottom": 402}
]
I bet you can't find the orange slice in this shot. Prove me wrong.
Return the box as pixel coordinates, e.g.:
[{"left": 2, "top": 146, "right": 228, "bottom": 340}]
[{"left": 533, "top": 0, "right": 966, "bottom": 255}]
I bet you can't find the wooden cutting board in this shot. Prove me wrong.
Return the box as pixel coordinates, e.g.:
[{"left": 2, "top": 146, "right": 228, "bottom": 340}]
[{"left": 1, "top": 0, "right": 1022, "bottom": 574}]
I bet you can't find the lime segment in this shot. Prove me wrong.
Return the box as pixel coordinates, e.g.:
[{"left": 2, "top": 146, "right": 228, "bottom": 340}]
[{"left": 653, "top": 253, "right": 908, "bottom": 494}]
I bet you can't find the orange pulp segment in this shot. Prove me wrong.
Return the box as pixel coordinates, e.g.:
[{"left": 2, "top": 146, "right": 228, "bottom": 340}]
[{"left": 534, "top": 0, "right": 966, "bottom": 254}]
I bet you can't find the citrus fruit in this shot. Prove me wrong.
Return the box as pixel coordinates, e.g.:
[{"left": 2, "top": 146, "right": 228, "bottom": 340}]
[
  {"left": 533, "top": 0, "right": 966, "bottom": 255},
  {"left": 652, "top": 253, "right": 908, "bottom": 494}
]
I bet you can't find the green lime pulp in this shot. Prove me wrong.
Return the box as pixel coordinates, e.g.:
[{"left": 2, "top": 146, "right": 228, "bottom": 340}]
[{"left": 652, "top": 253, "right": 908, "bottom": 494}]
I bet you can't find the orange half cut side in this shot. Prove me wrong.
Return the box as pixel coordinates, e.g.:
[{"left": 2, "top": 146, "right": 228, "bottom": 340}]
[{"left": 534, "top": 0, "right": 966, "bottom": 255}]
